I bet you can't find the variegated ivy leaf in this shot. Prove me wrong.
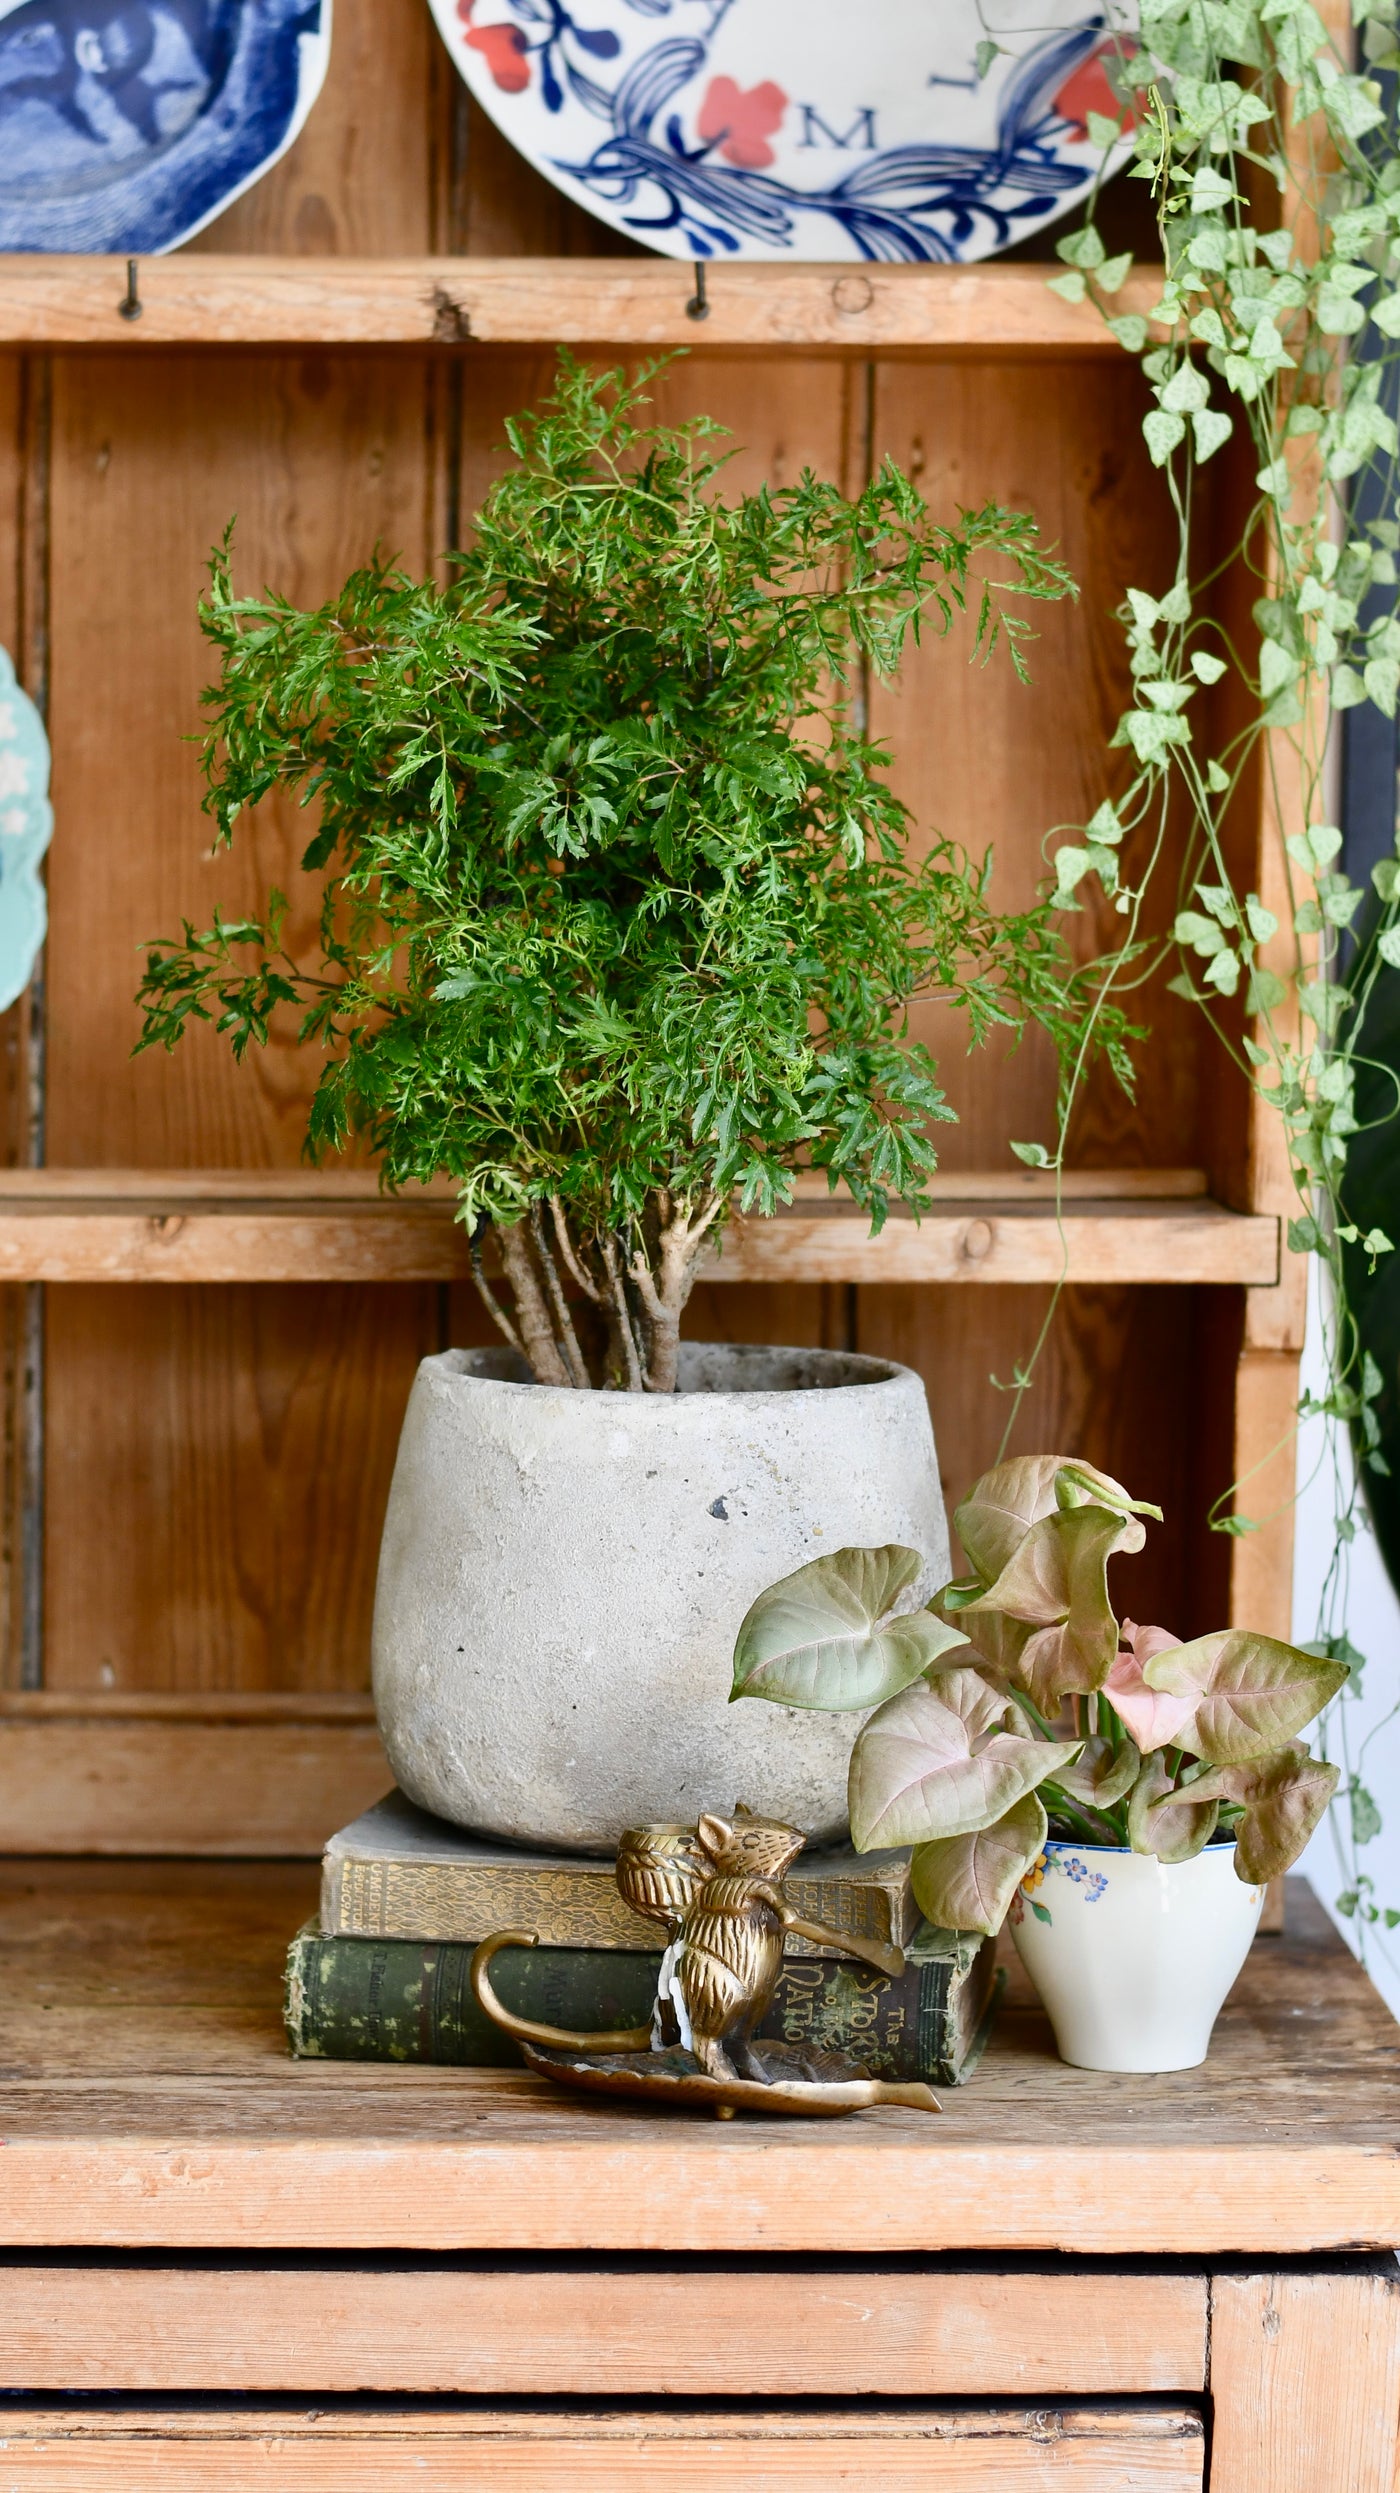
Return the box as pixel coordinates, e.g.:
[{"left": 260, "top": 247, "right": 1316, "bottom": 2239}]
[
  {"left": 730, "top": 1545, "right": 966, "bottom": 1712},
  {"left": 1144, "top": 409, "right": 1187, "bottom": 465},
  {"left": 909, "top": 1793, "right": 1048, "bottom": 1938},
  {"left": 847, "top": 1665, "right": 1080, "bottom": 1851},
  {"left": 1141, "top": 1631, "right": 1349, "bottom": 1765},
  {"left": 1126, "top": 1751, "right": 1220, "bottom": 1863},
  {"left": 953, "top": 1456, "right": 1156, "bottom": 1587}
]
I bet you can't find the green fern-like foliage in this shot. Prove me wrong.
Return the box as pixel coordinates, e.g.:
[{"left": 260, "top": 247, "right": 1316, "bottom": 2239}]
[{"left": 135, "top": 356, "right": 1125, "bottom": 1387}]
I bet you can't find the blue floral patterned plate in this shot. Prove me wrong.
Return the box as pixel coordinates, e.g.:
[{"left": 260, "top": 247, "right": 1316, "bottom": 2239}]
[
  {"left": 0, "top": 0, "right": 331, "bottom": 253},
  {"left": 427, "top": 0, "right": 1139, "bottom": 264}
]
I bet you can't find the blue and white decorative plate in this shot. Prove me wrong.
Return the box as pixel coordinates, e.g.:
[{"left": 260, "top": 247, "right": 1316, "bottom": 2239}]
[
  {"left": 0, "top": 1, "right": 331, "bottom": 254},
  {"left": 0, "top": 650, "right": 52, "bottom": 1016},
  {"left": 427, "top": 0, "right": 1139, "bottom": 264}
]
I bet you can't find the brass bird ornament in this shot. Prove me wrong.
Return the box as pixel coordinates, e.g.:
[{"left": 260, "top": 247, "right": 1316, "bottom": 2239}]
[{"left": 470, "top": 1808, "right": 941, "bottom": 2119}]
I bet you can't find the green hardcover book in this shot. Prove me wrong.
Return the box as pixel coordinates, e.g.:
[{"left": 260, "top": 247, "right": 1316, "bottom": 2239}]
[{"left": 284, "top": 1919, "right": 1002, "bottom": 2087}]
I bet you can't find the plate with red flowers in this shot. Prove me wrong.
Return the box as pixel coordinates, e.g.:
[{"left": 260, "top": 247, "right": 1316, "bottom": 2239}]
[{"left": 427, "top": 0, "right": 1139, "bottom": 264}]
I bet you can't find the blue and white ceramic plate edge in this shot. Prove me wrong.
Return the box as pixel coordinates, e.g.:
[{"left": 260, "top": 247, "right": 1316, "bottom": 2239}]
[
  {"left": 0, "top": 0, "right": 333, "bottom": 257},
  {"left": 160, "top": 4, "right": 333, "bottom": 254},
  {"left": 425, "top": 0, "right": 1139, "bottom": 265}
]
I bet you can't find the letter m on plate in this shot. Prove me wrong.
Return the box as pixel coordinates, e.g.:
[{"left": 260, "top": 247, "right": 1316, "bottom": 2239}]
[{"left": 798, "top": 105, "right": 878, "bottom": 149}]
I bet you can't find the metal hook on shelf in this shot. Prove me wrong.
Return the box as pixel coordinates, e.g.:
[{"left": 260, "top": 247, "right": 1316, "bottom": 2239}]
[
  {"left": 117, "top": 259, "right": 142, "bottom": 323},
  {"left": 685, "top": 260, "right": 709, "bottom": 322}
]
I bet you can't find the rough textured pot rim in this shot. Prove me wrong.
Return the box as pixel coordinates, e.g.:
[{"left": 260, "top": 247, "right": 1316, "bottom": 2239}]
[{"left": 426, "top": 1341, "right": 919, "bottom": 1406}]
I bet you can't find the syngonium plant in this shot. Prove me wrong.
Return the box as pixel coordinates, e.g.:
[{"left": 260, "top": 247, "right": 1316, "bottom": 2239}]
[
  {"left": 133, "top": 355, "right": 1130, "bottom": 1394},
  {"left": 731, "top": 1455, "right": 1349, "bottom": 1937}
]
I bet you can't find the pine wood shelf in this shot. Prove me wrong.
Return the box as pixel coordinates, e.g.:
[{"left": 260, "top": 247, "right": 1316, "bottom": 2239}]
[
  {"left": 0, "top": 255, "right": 1163, "bottom": 353},
  {"left": 0, "top": 1862, "right": 1393, "bottom": 2482},
  {"left": 0, "top": 1167, "right": 1275, "bottom": 1286},
  {"left": 0, "top": 1859, "right": 1393, "bottom": 2258}
]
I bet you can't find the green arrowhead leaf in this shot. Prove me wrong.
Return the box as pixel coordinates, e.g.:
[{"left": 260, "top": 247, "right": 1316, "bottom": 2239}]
[
  {"left": 1142, "top": 1632, "right": 1349, "bottom": 1763},
  {"left": 848, "top": 1666, "right": 1079, "bottom": 1850},
  {"left": 909, "top": 1793, "right": 1048, "bottom": 1937},
  {"left": 730, "top": 1545, "right": 966, "bottom": 1712}
]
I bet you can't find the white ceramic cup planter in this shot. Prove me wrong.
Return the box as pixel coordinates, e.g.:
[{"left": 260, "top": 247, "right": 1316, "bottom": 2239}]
[
  {"left": 372, "top": 1341, "right": 948, "bottom": 1853},
  {"left": 1009, "top": 1839, "right": 1266, "bottom": 2072}
]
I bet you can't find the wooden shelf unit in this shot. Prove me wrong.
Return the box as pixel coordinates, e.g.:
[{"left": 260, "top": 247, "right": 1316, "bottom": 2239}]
[
  {"left": 0, "top": 1861, "right": 1395, "bottom": 2488},
  {"left": 0, "top": 254, "right": 1164, "bottom": 353},
  {"left": 0, "top": 1167, "right": 1276, "bottom": 1286},
  {"left": 0, "top": 0, "right": 1310, "bottom": 1846}
]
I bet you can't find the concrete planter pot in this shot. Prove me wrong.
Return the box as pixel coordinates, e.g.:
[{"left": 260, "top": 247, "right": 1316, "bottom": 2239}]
[{"left": 371, "top": 1342, "right": 948, "bottom": 1853}]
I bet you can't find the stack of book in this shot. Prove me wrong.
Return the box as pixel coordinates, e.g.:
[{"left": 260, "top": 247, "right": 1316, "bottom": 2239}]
[{"left": 284, "top": 1791, "right": 1002, "bottom": 2086}]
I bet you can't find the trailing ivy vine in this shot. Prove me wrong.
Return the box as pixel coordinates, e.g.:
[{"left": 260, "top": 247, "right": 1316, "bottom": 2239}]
[{"left": 1026, "top": 0, "right": 1400, "bottom": 1947}]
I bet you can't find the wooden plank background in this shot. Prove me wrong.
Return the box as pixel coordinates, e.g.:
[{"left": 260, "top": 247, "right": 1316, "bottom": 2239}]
[{"left": 0, "top": 0, "right": 1251, "bottom": 1729}]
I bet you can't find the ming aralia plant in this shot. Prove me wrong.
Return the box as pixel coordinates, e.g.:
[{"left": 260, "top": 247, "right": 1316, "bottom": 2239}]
[
  {"left": 732, "top": 1455, "right": 1347, "bottom": 1935},
  {"left": 134, "top": 357, "right": 1129, "bottom": 1391}
]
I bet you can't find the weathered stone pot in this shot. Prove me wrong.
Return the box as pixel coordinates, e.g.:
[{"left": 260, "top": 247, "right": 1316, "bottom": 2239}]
[{"left": 371, "top": 1342, "right": 948, "bottom": 1853}]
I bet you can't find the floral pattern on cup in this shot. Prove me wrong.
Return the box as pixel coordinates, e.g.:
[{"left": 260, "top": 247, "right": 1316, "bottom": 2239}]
[{"left": 1010, "top": 1845, "right": 1109, "bottom": 1927}]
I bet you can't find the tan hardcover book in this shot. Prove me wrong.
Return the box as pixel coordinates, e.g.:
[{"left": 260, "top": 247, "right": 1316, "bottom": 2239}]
[{"left": 321, "top": 1790, "right": 916, "bottom": 1959}]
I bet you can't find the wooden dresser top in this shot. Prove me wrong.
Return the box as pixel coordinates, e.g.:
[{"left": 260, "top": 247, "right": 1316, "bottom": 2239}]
[{"left": 0, "top": 1860, "right": 1394, "bottom": 2256}]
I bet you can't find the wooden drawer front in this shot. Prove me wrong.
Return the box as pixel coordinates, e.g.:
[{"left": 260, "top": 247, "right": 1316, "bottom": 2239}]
[
  {"left": 0, "top": 2264, "right": 1206, "bottom": 2397},
  {"left": 0, "top": 2403, "right": 1205, "bottom": 2489}
]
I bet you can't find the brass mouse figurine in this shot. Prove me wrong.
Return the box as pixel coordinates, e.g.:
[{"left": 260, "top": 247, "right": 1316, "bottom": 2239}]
[
  {"left": 663, "top": 1810, "right": 883, "bottom": 2083},
  {"left": 469, "top": 1806, "right": 936, "bottom": 2117}
]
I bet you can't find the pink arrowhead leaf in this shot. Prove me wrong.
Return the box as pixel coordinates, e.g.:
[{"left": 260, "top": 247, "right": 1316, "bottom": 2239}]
[
  {"left": 848, "top": 1664, "right": 1080, "bottom": 1851},
  {"left": 1104, "top": 1621, "right": 1195, "bottom": 1752},
  {"left": 954, "top": 1454, "right": 1158, "bottom": 1584},
  {"left": 1125, "top": 1749, "right": 1220, "bottom": 1862},
  {"left": 909, "top": 1793, "right": 1049, "bottom": 1937},
  {"left": 1185, "top": 1744, "right": 1341, "bottom": 1880},
  {"left": 958, "top": 1503, "right": 1127, "bottom": 1705},
  {"left": 1142, "top": 1630, "right": 1350, "bottom": 1763}
]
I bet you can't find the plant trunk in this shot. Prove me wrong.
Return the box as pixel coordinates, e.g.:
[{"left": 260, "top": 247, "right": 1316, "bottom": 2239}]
[{"left": 472, "top": 1191, "right": 724, "bottom": 1389}]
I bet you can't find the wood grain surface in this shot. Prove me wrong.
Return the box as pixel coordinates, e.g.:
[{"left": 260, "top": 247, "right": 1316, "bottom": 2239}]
[
  {"left": 0, "top": 2266, "right": 1208, "bottom": 2396},
  {"left": 1209, "top": 2268, "right": 1400, "bottom": 2493},
  {"left": 0, "top": 1702, "right": 387, "bottom": 1849},
  {"left": 0, "top": 260, "right": 1166, "bottom": 354},
  {"left": 0, "top": 1860, "right": 1391, "bottom": 2254},
  {"left": 0, "top": 1198, "right": 1277, "bottom": 1285},
  {"left": 34, "top": 0, "right": 455, "bottom": 1704},
  {"left": 0, "top": 2403, "right": 1205, "bottom": 2492}
]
